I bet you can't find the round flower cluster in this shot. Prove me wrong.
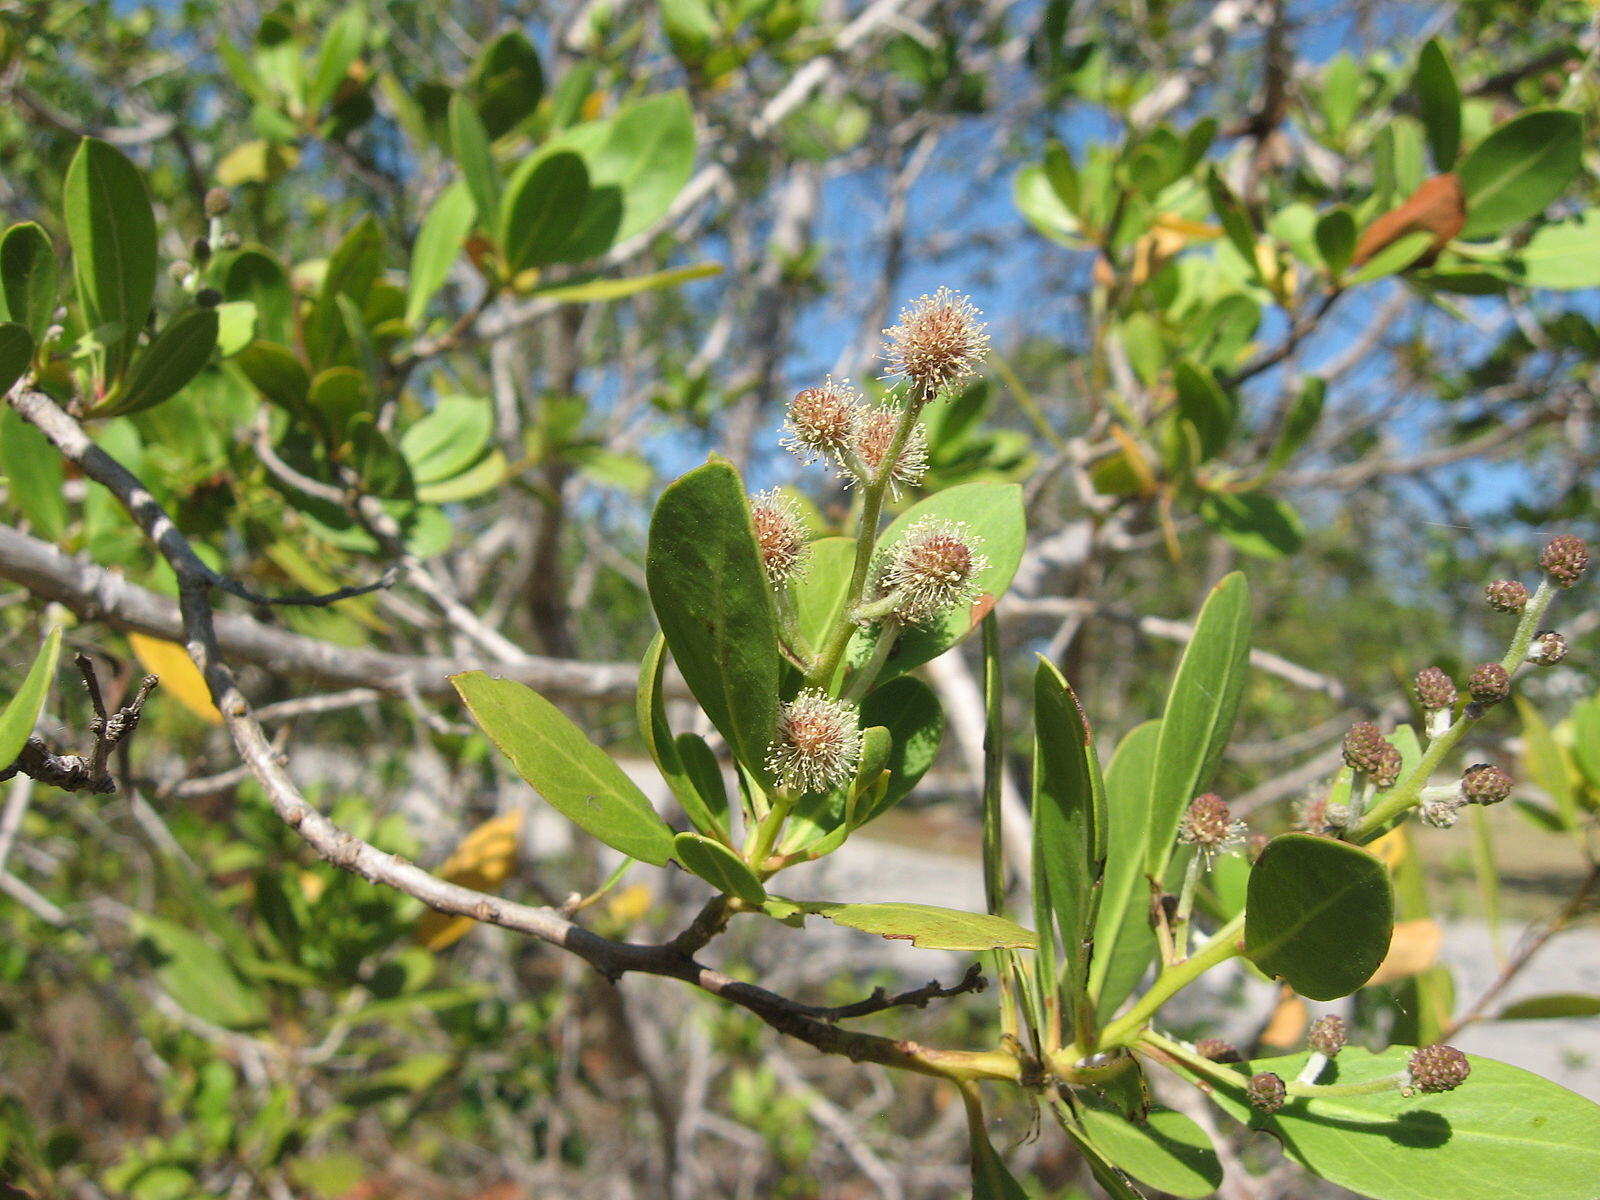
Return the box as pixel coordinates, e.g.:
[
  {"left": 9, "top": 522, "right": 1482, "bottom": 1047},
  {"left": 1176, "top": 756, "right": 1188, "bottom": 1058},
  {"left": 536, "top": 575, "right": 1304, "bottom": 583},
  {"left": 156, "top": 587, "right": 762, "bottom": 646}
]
[
  {"left": 749, "top": 489, "right": 810, "bottom": 588},
  {"left": 872, "top": 518, "right": 988, "bottom": 627},
  {"left": 1539, "top": 534, "right": 1588, "bottom": 588},
  {"left": 881, "top": 287, "right": 990, "bottom": 401},
  {"left": 1341, "top": 722, "right": 1402, "bottom": 788},
  {"left": 1484, "top": 579, "right": 1529, "bottom": 613},
  {"left": 1467, "top": 662, "right": 1510, "bottom": 707},
  {"left": 1246, "top": 1071, "right": 1286, "bottom": 1114},
  {"left": 1178, "top": 793, "right": 1246, "bottom": 864},
  {"left": 1406, "top": 1044, "right": 1470, "bottom": 1094},
  {"left": 1308, "top": 1014, "right": 1348, "bottom": 1057},
  {"left": 1461, "top": 762, "right": 1512, "bottom": 805},
  {"left": 779, "top": 382, "right": 928, "bottom": 497},
  {"left": 766, "top": 689, "right": 863, "bottom": 795}
]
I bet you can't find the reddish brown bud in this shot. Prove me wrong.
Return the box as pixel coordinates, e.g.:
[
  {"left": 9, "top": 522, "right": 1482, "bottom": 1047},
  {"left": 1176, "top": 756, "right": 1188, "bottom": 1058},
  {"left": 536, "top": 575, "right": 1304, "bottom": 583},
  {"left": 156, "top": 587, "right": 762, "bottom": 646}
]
[
  {"left": 1485, "top": 579, "right": 1529, "bottom": 613},
  {"left": 1407, "top": 1044, "right": 1470, "bottom": 1094},
  {"left": 1539, "top": 535, "right": 1588, "bottom": 588},
  {"left": 1196, "top": 1038, "right": 1243, "bottom": 1063},
  {"left": 1308, "top": 1014, "right": 1347, "bottom": 1057},
  {"left": 1342, "top": 722, "right": 1391, "bottom": 774},
  {"left": 1461, "top": 763, "right": 1512, "bottom": 805},
  {"left": 1246, "top": 1071, "right": 1287, "bottom": 1114},
  {"left": 1529, "top": 630, "right": 1568, "bottom": 666},
  {"left": 1414, "top": 667, "right": 1457, "bottom": 711},
  {"left": 1467, "top": 662, "right": 1510, "bottom": 706}
]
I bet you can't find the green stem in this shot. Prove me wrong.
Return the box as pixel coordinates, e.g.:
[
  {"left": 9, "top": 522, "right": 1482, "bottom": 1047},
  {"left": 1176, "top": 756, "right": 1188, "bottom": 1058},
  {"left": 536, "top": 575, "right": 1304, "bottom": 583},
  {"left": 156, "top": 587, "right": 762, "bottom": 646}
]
[
  {"left": 843, "top": 618, "right": 901, "bottom": 702},
  {"left": 772, "top": 586, "right": 815, "bottom": 671},
  {"left": 1098, "top": 911, "right": 1246, "bottom": 1050},
  {"left": 1354, "top": 578, "right": 1557, "bottom": 841},
  {"left": 1169, "top": 850, "right": 1204, "bottom": 961},
  {"left": 805, "top": 398, "right": 924, "bottom": 693},
  {"left": 744, "top": 790, "right": 796, "bottom": 874}
]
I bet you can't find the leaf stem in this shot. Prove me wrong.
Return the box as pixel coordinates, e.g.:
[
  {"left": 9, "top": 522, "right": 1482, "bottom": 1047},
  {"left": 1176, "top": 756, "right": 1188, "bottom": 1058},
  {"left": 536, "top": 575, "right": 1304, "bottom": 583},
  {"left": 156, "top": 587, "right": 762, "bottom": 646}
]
[
  {"left": 842, "top": 618, "right": 901, "bottom": 702},
  {"left": 1096, "top": 911, "right": 1246, "bottom": 1050},
  {"left": 1169, "top": 849, "right": 1204, "bottom": 961}
]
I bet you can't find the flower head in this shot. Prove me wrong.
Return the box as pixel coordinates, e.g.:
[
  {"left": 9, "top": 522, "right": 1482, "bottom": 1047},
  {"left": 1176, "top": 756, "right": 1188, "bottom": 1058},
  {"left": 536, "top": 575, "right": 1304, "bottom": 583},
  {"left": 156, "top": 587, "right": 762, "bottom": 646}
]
[
  {"left": 767, "top": 689, "right": 863, "bottom": 794},
  {"left": 847, "top": 403, "right": 929, "bottom": 496},
  {"left": 1308, "top": 1015, "right": 1347, "bottom": 1057},
  {"left": 781, "top": 377, "right": 862, "bottom": 467},
  {"left": 1467, "top": 662, "right": 1510, "bottom": 707},
  {"left": 874, "top": 518, "right": 988, "bottom": 626},
  {"left": 1461, "top": 762, "right": 1511, "bottom": 805},
  {"left": 1406, "top": 1044, "right": 1469, "bottom": 1094},
  {"left": 1178, "top": 793, "right": 1246, "bottom": 864},
  {"left": 749, "top": 489, "right": 810, "bottom": 588},
  {"left": 881, "top": 287, "right": 990, "bottom": 400},
  {"left": 1485, "top": 579, "right": 1529, "bottom": 613},
  {"left": 1539, "top": 535, "right": 1588, "bottom": 588},
  {"left": 1196, "top": 1038, "right": 1243, "bottom": 1063},
  {"left": 1529, "top": 630, "right": 1567, "bottom": 666},
  {"left": 1246, "top": 1072, "right": 1286, "bottom": 1114},
  {"left": 1414, "top": 667, "right": 1457, "bottom": 712}
]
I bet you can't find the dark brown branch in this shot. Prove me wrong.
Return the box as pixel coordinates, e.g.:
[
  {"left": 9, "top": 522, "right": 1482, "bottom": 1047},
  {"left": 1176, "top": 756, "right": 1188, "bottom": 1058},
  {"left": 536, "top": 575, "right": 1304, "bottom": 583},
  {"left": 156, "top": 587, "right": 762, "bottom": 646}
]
[
  {"left": 799, "top": 962, "right": 988, "bottom": 1024},
  {"left": 0, "top": 660, "right": 159, "bottom": 794}
]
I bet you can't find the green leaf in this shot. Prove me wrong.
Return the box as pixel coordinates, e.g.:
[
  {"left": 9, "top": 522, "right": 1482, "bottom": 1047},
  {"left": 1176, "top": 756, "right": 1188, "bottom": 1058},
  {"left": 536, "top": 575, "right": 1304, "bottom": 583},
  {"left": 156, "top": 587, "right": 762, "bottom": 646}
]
[
  {"left": 1496, "top": 993, "right": 1600, "bottom": 1020},
  {"left": 1264, "top": 377, "right": 1324, "bottom": 475},
  {"left": 0, "top": 322, "right": 31, "bottom": 395},
  {"left": 849, "top": 482, "right": 1026, "bottom": 681},
  {"left": 1077, "top": 1099, "right": 1222, "bottom": 1198},
  {"left": 223, "top": 247, "right": 294, "bottom": 345},
  {"left": 1173, "top": 361, "right": 1235, "bottom": 461},
  {"left": 1203, "top": 1048, "right": 1600, "bottom": 1200},
  {"left": 1510, "top": 211, "right": 1600, "bottom": 290},
  {"left": 1458, "top": 108, "right": 1584, "bottom": 239},
  {"left": 499, "top": 150, "right": 595, "bottom": 275},
  {"left": 673, "top": 832, "right": 765, "bottom": 905},
  {"left": 134, "top": 913, "right": 268, "bottom": 1030},
  {"left": 971, "top": 1120, "right": 1033, "bottom": 1200},
  {"left": 405, "top": 181, "right": 476, "bottom": 326},
  {"left": 470, "top": 29, "right": 544, "bottom": 140},
  {"left": 1348, "top": 229, "right": 1435, "bottom": 283},
  {"left": 1198, "top": 491, "right": 1304, "bottom": 559},
  {"left": 399, "top": 395, "right": 492, "bottom": 485},
  {"left": 306, "top": 6, "right": 367, "bottom": 114},
  {"left": 1321, "top": 52, "right": 1361, "bottom": 138},
  {"left": 214, "top": 301, "right": 256, "bottom": 357},
  {"left": 1032, "top": 658, "right": 1107, "bottom": 1027},
  {"left": 0, "top": 222, "right": 59, "bottom": 341},
  {"left": 676, "top": 733, "right": 729, "bottom": 834},
  {"left": 1206, "top": 167, "right": 1258, "bottom": 277},
  {"left": 1515, "top": 696, "right": 1577, "bottom": 830},
  {"left": 853, "top": 676, "right": 944, "bottom": 827},
  {"left": 661, "top": 0, "right": 719, "bottom": 63},
  {"left": 552, "top": 91, "right": 697, "bottom": 243},
  {"left": 525, "top": 261, "right": 723, "bottom": 304},
  {"left": 0, "top": 625, "right": 61, "bottom": 767},
  {"left": 1570, "top": 696, "right": 1600, "bottom": 794},
  {"left": 636, "top": 633, "right": 727, "bottom": 838},
  {"left": 0, "top": 406, "right": 66, "bottom": 538},
  {"left": 308, "top": 365, "right": 369, "bottom": 445},
  {"left": 1414, "top": 39, "right": 1461, "bottom": 171},
  {"left": 791, "top": 536, "right": 856, "bottom": 656},
  {"left": 1315, "top": 207, "right": 1357, "bottom": 276},
  {"left": 1014, "top": 163, "right": 1083, "bottom": 246},
  {"left": 451, "top": 671, "right": 676, "bottom": 865},
  {"left": 234, "top": 340, "right": 311, "bottom": 420},
  {"left": 646, "top": 460, "right": 780, "bottom": 784},
  {"left": 347, "top": 415, "right": 414, "bottom": 500},
  {"left": 1245, "top": 833, "right": 1393, "bottom": 1000},
  {"left": 1145, "top": 573, "right": 1251, "bottom": 880},
  {"left": 1090, "top": 719, "right": 1162, "bottom": 1022},
  {"left": 308, "top": 216, "right": 383, "bottom": 369},
  {"left": 94, "top": 307, "right": 218, "bottom": 417},
  {"left": 64, "top": 138, "right": 157, "bottom": 380},
  {"left": 449, "top": 95, "right": 502, "bottom": 233},
  {"left": 794, "top": 900, "right": 1036, "bottom": 951}
]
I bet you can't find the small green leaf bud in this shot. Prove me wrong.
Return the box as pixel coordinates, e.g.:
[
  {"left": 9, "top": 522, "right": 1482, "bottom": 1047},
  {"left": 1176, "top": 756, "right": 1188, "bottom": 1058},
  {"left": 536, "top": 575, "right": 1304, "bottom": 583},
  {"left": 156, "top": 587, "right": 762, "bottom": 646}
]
[
  {"left": 1484, "top": 579, "right": 1529, "bottom": 613},
  {"left": 1246, "top": 1071, "right": 1286, "bottom": 1114},
  {"left": 1539, "top": 535, "right": 1588, "bottom": 588},
  {"left": 1467, "top": 663, "right": 1510, "bottom": 707},
  {"left": 1406, "top": 1044, "right": 1470, "bottom": 1094}
]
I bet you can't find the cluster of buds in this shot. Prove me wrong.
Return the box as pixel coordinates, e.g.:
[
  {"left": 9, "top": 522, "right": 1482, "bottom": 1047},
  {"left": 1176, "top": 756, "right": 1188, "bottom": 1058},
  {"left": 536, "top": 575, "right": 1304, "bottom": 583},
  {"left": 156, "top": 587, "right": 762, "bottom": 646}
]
[
  {"left": 1342, "top": 722, "right": 1403, "bottom": 789},
  {"left": 1404, "top": 1044, "right": 1470, "bottom": 1095},
  {"left": 1246, "top": 1071, "right": 1287, "bottom": 1115},
  {"left": 1421, "top": 761, "right": 1513, "bottom": 828},
  {"left": 780, "top": 380, "right": 929, "bottom": 497},
  {"left": 1413, "top": 666, "right": 1458, "bottom": 738},
  {"left": 766, "top": 689, "right": 863, "bottom": 794},
  {"left": 1298, "top": 1014, "right": 1349, "bottom": 1083},
  {"left": 866, "top": 518, "right": 989, "bottom": 628},
  {"left": 1540, "top": 535, "right": 1588, "bottom": 588},
  {"left": 881, "top": 287, "right": 991, "bottom": 404},
  {"left": 1528, "top": 630, "right": 1567, "bottom": 666},
  {"left": 1177, "top": 793, "right": 1246, "bottom": 865},
  {"left": 1196, "top": 1037, "right": 1243, "bottom": 1064}
]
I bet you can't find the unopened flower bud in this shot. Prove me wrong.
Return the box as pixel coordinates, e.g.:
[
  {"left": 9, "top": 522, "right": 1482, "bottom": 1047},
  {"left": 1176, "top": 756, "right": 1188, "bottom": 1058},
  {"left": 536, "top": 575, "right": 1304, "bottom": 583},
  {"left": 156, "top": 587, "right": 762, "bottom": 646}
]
[
  {"left": 1461, "top": 763, "right": 1511, "bottom": 805},
  {"left": 1467, "top": 662, "right": 1510, "bottom": 707},
  {"left": 1178, "top": 793, "right": 1245, "bottom": 863},
  {"left": 1406, "top": 1044, "right": 1469, "bottom": 1094},
  {"left": 848, "top": 403, "right": 929, "bottom": 496},
  {"left": 1421, "top": 799, "right": 1461, "bottom": 829},
  {"left": 191, "top": 235, "right": 212, "bottom": 265},
  {"left": 1308, "top": 1015, "right": 1347, "bottom": 1057},
  {"left": 1342, "top": 722, "right": 1393, "bottom": 776},
  {"left": 1372, "top": 742, "right": 1403, "bottom": 789},
  {"left": 1485, "top": 579, "right": 1529, "bottom": 613},
  {"left": 1246, "top": 1071, "right": 1286, "bottom": 1114},
  {"left": 168, "top": 260, "right": 194, "bottom": 285},
  {"left": 1414, "top": 667, "right": 1457, "bottom": 712},
  {"left": 1539, "top": 535, "right": 1588, "bottom": 588},
  {"left": 749, "top": 489, "right": 809, "bottom": 588},
  {"left": 204, "top": 187, "right": 233, "bottom": 217},
  {"left": 781, "top": 377, "right": 861, "bottom": 466},
  {"left": 195, "top": 287, "right": 223, "bottom": 308},
  {"left": 1528, "top": 630, "right": 1567, "bottom": 666},
  {"left": 881, "top": 286, "right": 990, "bottom": 401},
  {"left": 875, "top": 518, "right": 987, "bottom": 626},
  {"left": 1196, "top": 1038, "right": 1242, "bottom": 1063},
  {"left": 767, "top": 689, "right": 863, "bottom": 794}
]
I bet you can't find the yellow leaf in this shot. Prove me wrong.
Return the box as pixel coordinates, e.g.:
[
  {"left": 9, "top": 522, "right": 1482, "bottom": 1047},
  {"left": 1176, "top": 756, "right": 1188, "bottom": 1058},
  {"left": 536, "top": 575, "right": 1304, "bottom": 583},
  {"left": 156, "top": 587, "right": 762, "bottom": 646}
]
[
  {"left": 606, "top": 883, "right": 653, "bottom": 927},
  {"left": 415, "top": 810, "right": 524, "bottom": 951},
  {"left": 128, "top": 633, "right": 222, "bottom": 724},
  {"left": 1367, "top": 827, "right": 1408, "bottom": 870},
  {"left": 215, "top": 139, "right": 300, "bottom": 187},
  {"left": 1260, "top": 985, "right": 1308, "bottom": 1049},
  {"left": 1368, "top": 917, "right": 1442, "bottom": 987}
]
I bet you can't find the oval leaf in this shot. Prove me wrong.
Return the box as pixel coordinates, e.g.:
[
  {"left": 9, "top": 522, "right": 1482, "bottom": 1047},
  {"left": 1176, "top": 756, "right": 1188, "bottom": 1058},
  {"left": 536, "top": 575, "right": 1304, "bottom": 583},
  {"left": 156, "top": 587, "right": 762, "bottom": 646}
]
[
  {"left": 64, "top": 137, "right": 157, "bottom": 379},
  {"left": 673, "top": 832, "right": 766, "bottom": 905},
  {"left": 1, "top": 222, "right": 59, "bottom": 341},
  {"left": 1496, "top": 993, "right": 1600, "bottom": 1020},
  {"left": 405, "top": 181, "right": 476, "bottom": 327},
  {"left": 96, "top": 307, "right": 218, "bottom": 417},
  {"left": 1458, "top": 108, "right": 1584, "bottom": 239},
  {"left": 500, "top": 149, "right": 592, "bottom": 275},
  {"left": 1077, "top": 1099, "right": 1222, "bottom": 1198},
  {"left": 645, "top": 460, "right": 779, "bottom": 784},
  {"left": 452, "top": 671, "right": 675, "bottom": 865},
  {"left": 1245, "top": 833, "right": 1394, "bottom": 1000},
  {"left": 795, "top": 900, "right": 1036, "bottom": 951},
  {"left": 0, "top": 322, "right": 32, "bottom": 396},
  {"left": 0, "top": 625, "right": 62, "bottom": 767}
]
